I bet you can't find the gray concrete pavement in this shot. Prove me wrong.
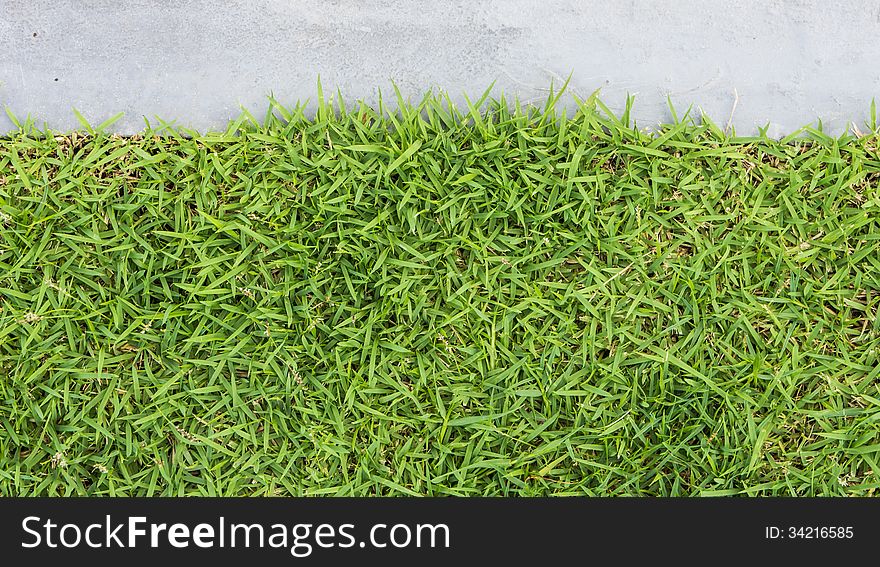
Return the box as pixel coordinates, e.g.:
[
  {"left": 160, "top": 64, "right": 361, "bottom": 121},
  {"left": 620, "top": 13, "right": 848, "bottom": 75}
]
[{"left": 1, "top": 0, "right": 879, "bottom": 135}]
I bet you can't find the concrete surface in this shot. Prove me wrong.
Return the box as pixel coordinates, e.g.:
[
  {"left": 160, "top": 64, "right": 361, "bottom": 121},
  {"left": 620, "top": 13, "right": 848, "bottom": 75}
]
[{"left": 1, "top": 0, "right": 879, "bottom": 135}]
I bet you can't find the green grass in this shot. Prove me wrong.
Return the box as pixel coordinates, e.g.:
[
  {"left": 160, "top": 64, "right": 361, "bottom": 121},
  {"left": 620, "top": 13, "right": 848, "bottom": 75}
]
[{"left": 1, "top": 87, "right": 880, "bottom": 496}]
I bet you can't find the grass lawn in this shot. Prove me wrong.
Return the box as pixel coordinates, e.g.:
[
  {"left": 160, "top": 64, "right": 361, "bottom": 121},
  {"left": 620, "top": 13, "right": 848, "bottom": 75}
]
[{"left": 1, "top": 88, "right": 879, "bottom": 496}]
